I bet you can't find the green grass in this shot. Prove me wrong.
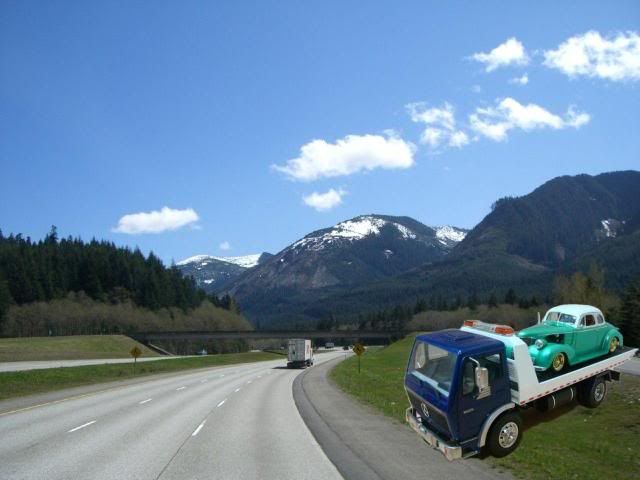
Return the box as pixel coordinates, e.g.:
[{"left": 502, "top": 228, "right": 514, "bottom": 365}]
[
  {"left": 0, "top": 351, "right": 281, "bottom": 401},
  {"left": 0, "top": 335, "right": 159, "bottom": 361},
  {"left": 331, "top": 335, "right": 640, "bottom": 480}
]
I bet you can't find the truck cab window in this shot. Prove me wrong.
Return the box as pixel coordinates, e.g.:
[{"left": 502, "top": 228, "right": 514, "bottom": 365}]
[{"left": 461, "top": 353, "right": 503, "bottom": 397}]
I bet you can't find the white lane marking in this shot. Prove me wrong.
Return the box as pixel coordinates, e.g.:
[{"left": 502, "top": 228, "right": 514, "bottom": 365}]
[
  {"left": 139, "top": 398, "right": 152, "bottom": 405},
  {"left": 246, "top": 380, "right": 252, "bottom": 384},
  {"left": 257, "top": 375, "right": 262, "bottom": 378},
  {"left": 217, "top": 399, "right": 226, "bottom": 407},
  {"left": 220, "top": 374, "right": 225, "bottom": 377},
  {"left": 234, "top": 388, "right": 241, "bottom": 393},
  {"left": 192, "top": 420, "right": 206, "bottom": 437},
  {"left": 68, "top": 420, "right": 96, "bottom": 433},
  {"left": 176, "top": 386, "right": 186, "bottom": 391}
]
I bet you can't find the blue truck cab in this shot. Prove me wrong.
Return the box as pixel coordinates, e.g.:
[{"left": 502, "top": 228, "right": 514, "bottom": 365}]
[{"left": 405, "top": 329, "right": 513, "bottom": 459}]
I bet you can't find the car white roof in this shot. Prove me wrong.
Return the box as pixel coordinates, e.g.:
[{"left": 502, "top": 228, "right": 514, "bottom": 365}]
[{"left": 546, "top": 304, "right": 603, "bottom": 317}]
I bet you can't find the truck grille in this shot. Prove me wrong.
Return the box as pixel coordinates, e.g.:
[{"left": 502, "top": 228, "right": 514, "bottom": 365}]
[{"left": 407, "top": 390, "right": 452, "bottom": 440}]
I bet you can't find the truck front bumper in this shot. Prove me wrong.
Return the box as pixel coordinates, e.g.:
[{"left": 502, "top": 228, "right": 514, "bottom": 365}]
[{"left": 406, "top": 407, "right": 462, "bottom": 461}]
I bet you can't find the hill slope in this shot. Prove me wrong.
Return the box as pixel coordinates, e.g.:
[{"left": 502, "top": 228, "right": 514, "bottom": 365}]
[
  {"left": 224, "top": 214, "right": 467, "bottom": 326},
  {"left": 175, "top": 253, "right": 272, "bottom": 292},
  {"left": 322, "top": 170, "right": 640, "bottom": 316}
]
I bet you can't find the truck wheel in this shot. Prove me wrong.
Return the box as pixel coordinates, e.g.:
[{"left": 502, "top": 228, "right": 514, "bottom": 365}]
[
  {"left": 608, "top": 337, "right": 620, "bottom": 353},
  {"left": 487, "top": 412, "right": 522, "bottom": 458},
  {"left": 551, "top": 353, "right": 566, "bottom": 373},
  {"left": 578, "top": 377, "right": 607, "bottom": 408}
]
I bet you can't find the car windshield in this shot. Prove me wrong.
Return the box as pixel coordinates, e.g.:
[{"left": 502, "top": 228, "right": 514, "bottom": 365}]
[
  {"left": 409, "top": 341, "right": 457, "bottom": 397},
  {"left": 545, "top": 311, "right": 577, "bottom": 324}
]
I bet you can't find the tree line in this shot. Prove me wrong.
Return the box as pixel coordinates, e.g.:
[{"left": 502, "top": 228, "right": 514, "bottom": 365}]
[
  {"left": 0, "top": 227, "right": 241, "bottom": 335},
  {"left": 316, "top": 265, "right": 639, "bottom": 346}
]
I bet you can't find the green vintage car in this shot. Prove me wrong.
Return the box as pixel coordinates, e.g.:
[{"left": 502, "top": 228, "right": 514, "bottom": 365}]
[{"left": 517, "top": 304, "right": 623, "bottom": 373}]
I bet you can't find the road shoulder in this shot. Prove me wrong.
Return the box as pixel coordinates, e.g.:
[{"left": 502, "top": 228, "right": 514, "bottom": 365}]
[{"left": 293, "top": 356, "right": 512, "bottom": 480}]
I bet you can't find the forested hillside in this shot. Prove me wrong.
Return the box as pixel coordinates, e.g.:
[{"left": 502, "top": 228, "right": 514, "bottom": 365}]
[
  {"left": 0, "top": 227, "right": 248, "bottom": 339},
  {"left": 0, "top": 227, "right": 204, "bottom": 311}
]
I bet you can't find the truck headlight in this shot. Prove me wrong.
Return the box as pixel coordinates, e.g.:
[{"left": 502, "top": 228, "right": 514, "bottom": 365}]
[{"left": 535, "top": 339, "right": 546, "bottom": 349}]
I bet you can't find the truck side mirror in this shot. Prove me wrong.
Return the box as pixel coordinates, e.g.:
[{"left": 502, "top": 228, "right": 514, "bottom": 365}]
[{"left": 475, "top": 367, "right": 491, "bottom": 399}]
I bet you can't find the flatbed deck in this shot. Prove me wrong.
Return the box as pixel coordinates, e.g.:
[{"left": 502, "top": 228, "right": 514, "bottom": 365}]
[{"left": 460, "top": 326, "right": 638, "bottom": 406}]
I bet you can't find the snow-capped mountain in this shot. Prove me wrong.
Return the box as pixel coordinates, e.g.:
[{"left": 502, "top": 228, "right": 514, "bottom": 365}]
[
  {"left": 225, "top": 214, "right": 468, "bottom": 319},
  {"left": 177, "top": 254, "right": 262, "bottom": 269},
  {"left": 175, "top": 253, "right": 271, "bottom": 293},
  {"left": 434, "top": 225, "right": 467, "bottom": 247}
]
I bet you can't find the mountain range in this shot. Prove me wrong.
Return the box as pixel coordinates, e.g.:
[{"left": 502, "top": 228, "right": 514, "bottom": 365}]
[{"left": 176, "top": 170, "right": 640, "bottom": 328}]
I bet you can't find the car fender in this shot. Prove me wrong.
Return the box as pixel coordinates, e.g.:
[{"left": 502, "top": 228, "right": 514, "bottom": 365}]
[
  {"left": 602, "top": 329, "right": 624, "bottom": 351},
  {"left": 538, "top": 343, "right": 576, "bottom": 369},
  {"left": 478, "top": 403, "right": 516, "bottom": 448}
]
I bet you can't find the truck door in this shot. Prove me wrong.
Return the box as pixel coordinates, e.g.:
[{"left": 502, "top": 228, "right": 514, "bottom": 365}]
[{"left": 457, "top": 351, "right": 509, "bottom": 442}]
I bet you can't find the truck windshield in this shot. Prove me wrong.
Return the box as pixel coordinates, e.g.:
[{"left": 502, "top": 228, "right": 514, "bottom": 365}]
[
  {"left": 545, "top": 312, "right": 577, "bottom": 324},
  {"left": 409, "top": 341, "right": 457, "bottom": 397}
]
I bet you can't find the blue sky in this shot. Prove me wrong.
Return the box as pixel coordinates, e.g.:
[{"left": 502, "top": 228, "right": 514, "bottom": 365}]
[{"left": 1, "top": 1, "right": 639, "bottom": 263}]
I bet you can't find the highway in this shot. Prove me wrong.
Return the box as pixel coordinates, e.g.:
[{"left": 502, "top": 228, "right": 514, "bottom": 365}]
[{"left": 0, "top": 353, "right": 344, "bottom": 480}]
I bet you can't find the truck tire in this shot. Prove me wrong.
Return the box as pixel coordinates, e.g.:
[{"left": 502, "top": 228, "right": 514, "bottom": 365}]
[
  {"left": 487, "top": 412, "right": 522, "bottom": 458},
  {"left": 577, "top": 376, "right": 607, "bottom": 408}
]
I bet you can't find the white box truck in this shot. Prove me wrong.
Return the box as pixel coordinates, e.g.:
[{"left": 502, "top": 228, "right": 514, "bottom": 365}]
[{"left": 287, "top": 339, "right": 313, "bottom": 368}]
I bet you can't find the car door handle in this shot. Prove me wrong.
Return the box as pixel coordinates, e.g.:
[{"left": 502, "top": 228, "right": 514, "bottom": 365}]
[{"left": 463, "top": 408, "right": 475, "bottom": 414}]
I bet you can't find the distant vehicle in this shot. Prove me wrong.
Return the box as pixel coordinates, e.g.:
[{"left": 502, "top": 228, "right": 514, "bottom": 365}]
[
  {"left": 287, "top": 339, "right": 313, "bottom": 368},
  {"left": 343, "top": 345, "right": 349, "bottom": 350},
  {"left": 197, "top": 348, "right": 208, "bottom": 355},
  {"left": 325, "top": 342, "right": 335, "bottom": 349},
  {"left": 517, "top": 304, "right": 623, "bottom": 373}
]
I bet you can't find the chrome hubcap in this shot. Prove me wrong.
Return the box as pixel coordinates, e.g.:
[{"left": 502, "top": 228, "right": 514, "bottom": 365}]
[
  {"left": 609, "top": 338, "right": 619, "bottom": 352},
  {"left": 552, "top": 354, "right": 565, "bottom": 371},
  {"left": 594, "top": 382, "right": 606, "bottom": 402},
  {"left": 498, "top": 422, "right": 519, "bottom": 449}
]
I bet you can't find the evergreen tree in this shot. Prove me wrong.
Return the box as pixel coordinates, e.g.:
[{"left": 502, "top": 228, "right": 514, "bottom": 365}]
[
  {"left": 414, "top": 298, "right": 427, "bottom": 314},
  {"left": 504, "top": 288, "right": 517, "bottom": 305},
  {"left": 467, "top": 292, "right": 479, "bottom": 310},
  {"left": 488, "top": 293, "right": 498, "bottom": 308},
  {"left": 518, "top": 297, "right": 531, "bottom": 309},
  {"left": 620, "top": 280, "right": 640, "bottom": 347},
  {"left": 0, "top": 274, "right": 12, "bottom": 329}
]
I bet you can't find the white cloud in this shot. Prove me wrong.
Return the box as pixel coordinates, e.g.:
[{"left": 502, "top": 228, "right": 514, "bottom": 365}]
[
  {"left": 543, "top": 31, "right": 640, "bottom": 81},
  {"left": 273, "top": 133, "right": 415, "bottom": 181},
  {"left": 509, "top": 73, "right": 529, "bottom": 85},
  {"left": 302, "top": 188, "right": 345, "bottom": 212},
  {"left": 113, "top": 207, "right": 199, "bottom": 234},
  {"left": 449, "top": 130, "right": 470, "bottom": 148},
  {"left": 219, "top": 241, "right": 231, "bottom": 251},
  {"left": 469, "top": 97, "right": 590, "bottom": 142},
  {"left": 471, "top": 37, "right": 530, "bottom": 72},
  {"left": 406, "top": 102, "right": 469, "bottom": 149}
]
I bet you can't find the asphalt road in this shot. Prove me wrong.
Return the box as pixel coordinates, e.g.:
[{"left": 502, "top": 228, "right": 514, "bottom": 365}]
[
  {"left": 0, "top": 353, "right": 344, "bottom": 480},
  {"left": 616, "top": 356, "right": 640, "bottom": 376}
]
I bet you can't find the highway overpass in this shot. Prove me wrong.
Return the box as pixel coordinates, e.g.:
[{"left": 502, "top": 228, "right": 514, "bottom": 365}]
[{"left": 129, "top": 330, "right": 405, "bottom": 343}]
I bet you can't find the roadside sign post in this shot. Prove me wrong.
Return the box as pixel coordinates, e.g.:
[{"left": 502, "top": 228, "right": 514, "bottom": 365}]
[
  {"left": 130, "top": 346, "right": 142, "bottom": 373},
  {"left": 352, "top": 343, "right": 365, "bottom": 374}
]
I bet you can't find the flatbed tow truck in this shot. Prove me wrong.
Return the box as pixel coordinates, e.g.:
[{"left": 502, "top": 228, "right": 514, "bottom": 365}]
[{"left": 405, "top": 320, "right": 637, "bottom": 460}]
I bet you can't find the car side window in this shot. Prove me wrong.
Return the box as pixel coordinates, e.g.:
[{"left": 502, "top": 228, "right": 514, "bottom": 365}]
[
  {"left": 596, "top": 314, "right": 604, "bottom": 325},
  {"left": 583, "top": 314, "right": 596, "bottom": 327},
  {"left": 461, "top": 353, "right": 503, "bottom": 397}
]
